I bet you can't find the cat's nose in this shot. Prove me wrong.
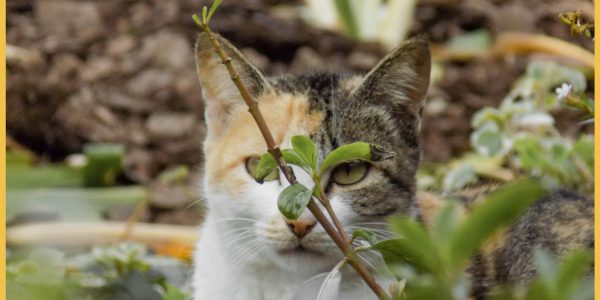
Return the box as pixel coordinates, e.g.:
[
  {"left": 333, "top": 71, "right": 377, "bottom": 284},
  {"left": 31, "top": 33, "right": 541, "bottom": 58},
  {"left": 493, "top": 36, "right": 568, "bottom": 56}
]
[{"left": 285, "top": 218, "right": 317, "bottom": 239}]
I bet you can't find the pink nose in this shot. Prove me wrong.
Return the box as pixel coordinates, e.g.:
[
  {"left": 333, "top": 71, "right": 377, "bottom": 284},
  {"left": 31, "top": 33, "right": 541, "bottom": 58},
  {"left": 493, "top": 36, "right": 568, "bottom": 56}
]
[{"left": 285, "top": 219, "right": 317, "bottom": 239}]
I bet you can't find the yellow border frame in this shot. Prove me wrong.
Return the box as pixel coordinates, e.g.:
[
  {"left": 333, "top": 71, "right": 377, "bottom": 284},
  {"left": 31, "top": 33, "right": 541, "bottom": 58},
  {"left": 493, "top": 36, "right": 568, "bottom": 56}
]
[{"left": 2, "top": 0, "right": 7, "bottom": 299}]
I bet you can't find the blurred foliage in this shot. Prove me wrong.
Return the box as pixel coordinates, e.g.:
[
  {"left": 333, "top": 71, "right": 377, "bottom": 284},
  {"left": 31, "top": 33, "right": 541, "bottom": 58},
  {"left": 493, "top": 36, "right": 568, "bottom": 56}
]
[
  {"left": 419, "top": 60, "right": 594, "bottom": 194},
  {"left": 445, "top": 29, "right": 493, "bottom": 58},
  {"left": 7, "top": 143, "right": 146, "bottom": 222},
  {"left": 559, "top": 11, "right": 594, "bottom": 38},
  {"left": 295, "top": 180, "right": 592, "bottom": 299},
  {"left": 83, "top": 143, "right": 125, "bottom": 187},
  {"left": 301, "top": 0, "right": 417, "bottom": 49},
  {"left": 383, "top": 209, "right": 593, "bottom": 300},
  {"left": 7, "top": 244, "right": 191, "bottom": 300}
]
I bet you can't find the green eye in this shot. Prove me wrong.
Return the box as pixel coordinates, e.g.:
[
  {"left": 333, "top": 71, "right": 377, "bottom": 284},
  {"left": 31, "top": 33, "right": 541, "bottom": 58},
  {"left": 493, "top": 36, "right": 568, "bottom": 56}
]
[
  {"left": 331, "top": 162, "right": 369, "bottom": 186},
  {"left": 245, "top": 156, "right": 279, "bottom": 182}
]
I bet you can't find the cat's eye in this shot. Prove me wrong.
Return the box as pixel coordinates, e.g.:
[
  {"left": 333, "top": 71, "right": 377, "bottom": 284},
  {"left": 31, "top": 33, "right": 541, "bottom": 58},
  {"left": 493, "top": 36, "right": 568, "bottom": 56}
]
[
  {"left": 331, "top": 162, "right": 369, "bottom": 186},
  {"left": 245, "top": 156, "right": 279, "bottom": 182}
]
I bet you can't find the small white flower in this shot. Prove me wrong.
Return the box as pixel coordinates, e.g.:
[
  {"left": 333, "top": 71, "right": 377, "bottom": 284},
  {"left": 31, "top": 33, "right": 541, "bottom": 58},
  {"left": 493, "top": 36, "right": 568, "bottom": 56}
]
[{"left": 555, "top": 83, "right": 572, "bottom": 100}]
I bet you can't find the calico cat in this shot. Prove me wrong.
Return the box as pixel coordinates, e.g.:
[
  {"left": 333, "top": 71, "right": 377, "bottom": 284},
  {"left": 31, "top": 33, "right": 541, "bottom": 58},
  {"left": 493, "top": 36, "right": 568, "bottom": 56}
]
[{"left": 192, "top": 33, "right": 593, "bottom": 300}]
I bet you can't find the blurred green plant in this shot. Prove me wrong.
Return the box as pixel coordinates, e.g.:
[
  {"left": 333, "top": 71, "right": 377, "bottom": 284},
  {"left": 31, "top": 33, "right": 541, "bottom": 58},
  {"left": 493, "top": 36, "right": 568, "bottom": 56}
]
[
  {"left": 420, "top": 61, "right": 594, "bottom": 194},
  {"left": 7, "top": 146, "right": 145, "bottom": 222},
  {"left": 7, "top": 244, "right": 191, "bottom": 300},
  {"left": 488, "top": 248, "right": 593, "bottom": 300},
  {"left": 559, "top": 11, "right": 594, "bottom": 38},
  {"left": 301, "top": 0, "right": 417, "bottom": 49},
  {"left": 83, "top": 143, "right": 125, "bottom": 187},
  {"left": 372, "top": 180, "right": 544, "bottom": 300}
]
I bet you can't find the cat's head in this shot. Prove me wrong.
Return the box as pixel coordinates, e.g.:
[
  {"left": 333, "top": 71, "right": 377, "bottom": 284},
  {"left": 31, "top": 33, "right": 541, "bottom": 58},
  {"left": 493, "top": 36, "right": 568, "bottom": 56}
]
[{"left": 195, "top": 33, "right": 430, "bottom": 273}]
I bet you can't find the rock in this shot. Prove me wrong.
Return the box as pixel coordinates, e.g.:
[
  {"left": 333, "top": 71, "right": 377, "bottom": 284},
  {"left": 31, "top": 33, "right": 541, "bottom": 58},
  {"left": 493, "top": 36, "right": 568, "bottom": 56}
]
[
  {"left": 35, "top": 1, "right": 103, "bottom": 43},
  {"left": 47, "top": 53, "right": 82, "bottom": 84},
  {"left": 154, "top": 208, "right": 204, "bottom": 226},
  {"left": 290, "top": 47, "right": 326, "bottom": 73},
  {"left": 146, "top": 112, "right": 197, "bottom": 139},
  {"left": 6, "top": 44, "right": 45, "bottom": 70},
  {"left": 105, "top": 204, "right": 150, "bottom": 222},
  {"left": 126, "top": 69, "right": 174, "bottom": 97},
  {"left": 174, "top": 73, "right": 204, "bottom": 113},
  {"left": 97, "top": 90, "right": 155, "bottom": 114},
  {"left": 107, "top": 35, "right": 137, "bottom": 57},
  {"left": 124, "top": 148, "right": 157, "bottom": 183},
  {"left": 80, "top": 57, "right": 115, "bottom": 82},
  {"left": 149, "top": 182, "right": 194, "bottom": 210},
  {"left": 241, "top": 48, "right": 270, "bottom": 72},
  {"left": 347, "top": 50, "right": 379, "bottom": 71},
  {"left": 140, "top": 30, "right": 193, "bottom": 70}
]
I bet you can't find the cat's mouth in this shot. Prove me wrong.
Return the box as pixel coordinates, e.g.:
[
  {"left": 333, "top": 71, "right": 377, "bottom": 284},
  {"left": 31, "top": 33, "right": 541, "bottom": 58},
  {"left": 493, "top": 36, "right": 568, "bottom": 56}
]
[{"left": 278, "top": 244, "right": 323, "bottom": 257}]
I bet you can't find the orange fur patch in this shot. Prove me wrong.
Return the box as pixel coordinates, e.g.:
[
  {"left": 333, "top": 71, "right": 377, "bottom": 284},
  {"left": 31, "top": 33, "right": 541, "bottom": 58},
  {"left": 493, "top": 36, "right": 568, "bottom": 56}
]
[
  {"left": 204, "top": 91, "right": 323, "bottom": 191},
  {"left": 416, "top": 191, "right": 467, "bottom": 228}
]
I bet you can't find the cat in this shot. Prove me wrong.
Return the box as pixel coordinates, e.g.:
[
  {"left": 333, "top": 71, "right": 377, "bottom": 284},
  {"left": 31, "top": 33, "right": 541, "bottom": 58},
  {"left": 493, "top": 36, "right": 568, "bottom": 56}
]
[{"left": 191, "top": 32, "right": 593, "bottom": 300}]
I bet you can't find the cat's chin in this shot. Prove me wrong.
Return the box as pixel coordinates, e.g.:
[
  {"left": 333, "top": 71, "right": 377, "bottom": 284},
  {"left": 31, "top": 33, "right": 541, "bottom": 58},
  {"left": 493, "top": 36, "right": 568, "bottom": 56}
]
[{"left": 268, "top": 245, "right": 338, "bottom": 274}]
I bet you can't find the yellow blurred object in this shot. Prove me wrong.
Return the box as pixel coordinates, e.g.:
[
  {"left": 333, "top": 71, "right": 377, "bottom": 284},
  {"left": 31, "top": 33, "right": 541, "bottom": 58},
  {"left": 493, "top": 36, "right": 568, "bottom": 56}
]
[
  {"left": 432, "top": 32, "right": 594, "bottom": 69},
  {"left": 152, "top": 242, "right": 194, "bottom": 262},
  {"left": 7, "top": 221, "right": 197, "bottom": 247}
]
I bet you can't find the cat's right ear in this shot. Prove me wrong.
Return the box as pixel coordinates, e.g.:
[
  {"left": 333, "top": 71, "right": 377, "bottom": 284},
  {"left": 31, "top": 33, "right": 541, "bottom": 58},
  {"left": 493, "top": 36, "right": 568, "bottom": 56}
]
[{"left": 195, "top": 33, "right": 270, "bottom": 136}]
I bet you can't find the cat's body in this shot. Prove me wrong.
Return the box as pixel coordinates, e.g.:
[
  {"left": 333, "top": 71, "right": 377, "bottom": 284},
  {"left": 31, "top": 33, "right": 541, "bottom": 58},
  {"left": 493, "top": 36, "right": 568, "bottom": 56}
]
[{"left": 192, "top": 33, "right": 593, "bottom": 300}]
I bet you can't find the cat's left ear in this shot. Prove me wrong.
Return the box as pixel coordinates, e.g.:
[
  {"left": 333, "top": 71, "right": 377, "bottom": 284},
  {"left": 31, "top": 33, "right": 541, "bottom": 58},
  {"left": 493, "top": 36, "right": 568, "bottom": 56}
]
[
  {"left": 352, "top": 38, "right": 431, "bottom": 123},
  {"left": 195, "top": 33, "right": 270, "bottom": 136}
]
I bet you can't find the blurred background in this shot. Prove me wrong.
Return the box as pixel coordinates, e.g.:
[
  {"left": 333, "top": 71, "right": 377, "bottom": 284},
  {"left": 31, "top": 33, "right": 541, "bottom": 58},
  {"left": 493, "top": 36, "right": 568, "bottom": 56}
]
[{"left": 6, "top": 0, "right": 594, "bottom": 299}]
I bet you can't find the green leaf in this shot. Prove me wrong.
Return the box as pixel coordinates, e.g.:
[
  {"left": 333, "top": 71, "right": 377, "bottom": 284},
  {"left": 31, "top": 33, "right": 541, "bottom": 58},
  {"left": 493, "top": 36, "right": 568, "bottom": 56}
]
[
  {"left": 291, "top": 136, "right": 318, "bottom": 170},
  {"left": 351, "top": 229, "right": 377, "bottom": 246},
  {"left": 320, "top": 142, "right": 372, "bottom": 175},
  {"left": 333, "top": 0, "right": 359, "bottom": 39},
  {"left": 573, "top": 135, "right": 594, "bottom": 170},
  {"left": 513, "top": 137, "right": 545, "bottom": 169},
  {"left": 162, "top": 283, "right": 189, "bottom": 300},
  {"left": 82, "top": 143, "right": 125, "bottom": 187},
  {"left": 448, "top": 180, "right": 545, "bottom": 267},
  {"left": 372, "top": 239, "right": 433, "bottom": 274},
  {"left": 8, "top": 165, "right": 82, "bottom": 190},
  {"left": 470, "top": 124, "right": 510, "bottom": 157},
  {"left": 282, "top": 149, "right": 310, "bottom": 171},
  {"left": 255, "top": 153, "right": 277, "bottom": 183},
  {"left": 7, "top": 186, "right": 146, "bottom": 222},
  {"left": 7, "top": 150, "right": 35, "bottom": 166},
  {"left": 442, "top": 165, "right": 477, "bottom": 192},
  {"left": 555, "top": 249, "right": 593, "bottom": 299},
  {"left": 380, "top": 217, "right": 442, "bottom": 274},
  {"left": 472, "top": 107, "right": 504, "bottom": 128},
  {"left": 534, "top": 248, "right": 558, "bottom": 287},
  {"left": 192, "top": 14, "right": 202, "bottom": 26},
  {"left": 431, "top": 201, "right": 460, "bottom": 246},
  {"left": 207, "top": 0, "right": 222, "bottom": 23},
  {"left": 158, "top": 166, "right": 189, "bottom": 184},
  {"left": 277, "top": 183, "right": 313, "bottom": 220},
  {"left": 446, "top": 29, "right": 493, "bottom": 55},
  {"left": 201, "top": 7, "right": 208, "bottom": 23}
]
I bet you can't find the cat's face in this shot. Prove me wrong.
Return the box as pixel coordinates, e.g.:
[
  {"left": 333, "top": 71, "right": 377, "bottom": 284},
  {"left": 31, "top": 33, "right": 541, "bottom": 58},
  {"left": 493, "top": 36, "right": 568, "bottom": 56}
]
[{"left": 195, "top": 33, "right": 430, "bottom": 274}]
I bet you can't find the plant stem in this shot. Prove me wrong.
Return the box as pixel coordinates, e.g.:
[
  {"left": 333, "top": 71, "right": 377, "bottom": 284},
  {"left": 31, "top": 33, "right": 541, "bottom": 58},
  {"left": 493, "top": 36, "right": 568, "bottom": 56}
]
[
  {"left": 318, "top": 189, "right": 348, "bottom": 243},
  {"left": 199, "top": 23, "right": 389, "bottom": 300}
]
